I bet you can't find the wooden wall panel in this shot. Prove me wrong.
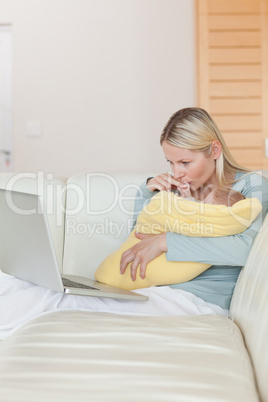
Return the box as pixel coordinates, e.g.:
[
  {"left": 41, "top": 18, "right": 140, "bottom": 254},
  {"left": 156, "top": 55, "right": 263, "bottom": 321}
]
[
  {"left": 208, "top": 0, "right": 260, "bottom": 14},
  {"left": 209, "top": 31, "right": 261, "bottom": 47},
  {"left": 196, "top": 0, "right": 268, "bottom": 169},
  {"left": 210, "top": 81, "right": 261, "bottom": 97},
  {"left": 230, "top": 149, "right": 263, "bottom": 165},
  {"left": 210, "top": 99, "right": 262, "bottom": 114},
  {"left": 210, "top": 65, "right": 261, "bottom": 80},
  {"left": 223, "top": 132, "right": 263, "bottom": 148},
  {"left": 261, "top": 0, "right": 268, "bottom": 169},
  {"left": 209, "top": 15, "right": 260, "bottom": 30},
  {"left": 215, "top": 115, "right": 262, "bottom": 131},
  {"left": 209, "top": 48, "right": 261, "bottom": 64}
]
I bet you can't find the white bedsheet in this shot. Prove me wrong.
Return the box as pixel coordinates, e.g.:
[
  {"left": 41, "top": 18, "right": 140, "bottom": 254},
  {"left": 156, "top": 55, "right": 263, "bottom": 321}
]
[{"left": 0, "top": 270, "right": 228, "bottom": 340}]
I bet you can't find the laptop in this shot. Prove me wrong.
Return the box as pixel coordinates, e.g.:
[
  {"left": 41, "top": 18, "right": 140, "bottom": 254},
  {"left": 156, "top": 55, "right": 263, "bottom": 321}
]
[{"left": 0, "top": 188, "right": 148, "bottom": 301}]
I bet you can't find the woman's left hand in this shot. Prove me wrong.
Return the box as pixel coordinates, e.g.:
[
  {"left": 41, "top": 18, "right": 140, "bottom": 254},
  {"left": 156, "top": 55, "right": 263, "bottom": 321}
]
[{"left": 120, "top": 232, "right": 168, "bottom": 281}]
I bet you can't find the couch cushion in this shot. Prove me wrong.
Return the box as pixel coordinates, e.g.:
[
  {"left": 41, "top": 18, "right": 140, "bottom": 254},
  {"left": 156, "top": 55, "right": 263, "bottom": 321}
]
[
  {"left": 0, "top": 311, "right": 259, "bottom": 402},
  {"left": 230, "top": 214, "right": 268, "bottom": 402},
  {"left": 63, "top": 172, "right": 158, "bottom": 279},
  {"left": 0, "top": 172, "right": 67, "bottom": 272}
]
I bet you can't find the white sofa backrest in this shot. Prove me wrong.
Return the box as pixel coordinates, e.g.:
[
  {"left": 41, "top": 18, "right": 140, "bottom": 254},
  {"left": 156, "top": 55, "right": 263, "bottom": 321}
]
[
  {"left": 63, "top": 172, "right": 155, "bottom": 279},
  {"left": 0, "top": 172, "right": 67, "bottom": 272},
  {"left": 230, "top": 214, "right": 268, "bottom": 402}
]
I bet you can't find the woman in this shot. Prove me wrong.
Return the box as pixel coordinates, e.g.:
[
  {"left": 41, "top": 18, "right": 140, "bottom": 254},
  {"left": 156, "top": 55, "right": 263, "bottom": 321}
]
[
  {"left": 1, "top": 107, "right": 267, "bottom": 339},
  {"left": 120, "top": 108, "right": 268, "bottom": 310}
]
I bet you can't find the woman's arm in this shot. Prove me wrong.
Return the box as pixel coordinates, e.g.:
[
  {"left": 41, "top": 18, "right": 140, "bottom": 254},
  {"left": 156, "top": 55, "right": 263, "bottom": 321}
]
[
  {"left": 120, "top": 232, "right": 167, "bottom": 281},
  {"left": 125, "top": 174, "right": 184, "bottom": 280},
  {"left": 167, "top": 172, "right": 268, "bottom": 266},
  {"left": 166, "top": 226, "right": 257, "bottom": 266},
  {"left": 124, "top": 172, "right": 268, "bottom": 280}
]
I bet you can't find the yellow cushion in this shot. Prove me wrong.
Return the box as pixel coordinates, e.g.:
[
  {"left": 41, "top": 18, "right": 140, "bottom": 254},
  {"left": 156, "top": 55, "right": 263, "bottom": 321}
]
[{"left": 95, "top": 191, "right": 262, "bottom": 290}]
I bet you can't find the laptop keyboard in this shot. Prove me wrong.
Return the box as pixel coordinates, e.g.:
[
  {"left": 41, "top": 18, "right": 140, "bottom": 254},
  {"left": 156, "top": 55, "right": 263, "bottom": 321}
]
[{"left": 62, "top": 277, "right": 99, "bottom": 290}]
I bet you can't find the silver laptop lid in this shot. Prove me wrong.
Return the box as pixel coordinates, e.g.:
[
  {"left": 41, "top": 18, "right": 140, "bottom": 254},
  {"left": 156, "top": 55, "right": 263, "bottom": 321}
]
[{"left": 0, "top": 189, "right": 64, "bottom": 292}]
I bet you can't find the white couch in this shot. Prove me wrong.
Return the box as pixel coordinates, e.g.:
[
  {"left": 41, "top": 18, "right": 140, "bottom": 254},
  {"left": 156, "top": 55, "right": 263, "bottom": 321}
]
[{"left": 0, "top": 171, "right": 267, "bottom": 402}]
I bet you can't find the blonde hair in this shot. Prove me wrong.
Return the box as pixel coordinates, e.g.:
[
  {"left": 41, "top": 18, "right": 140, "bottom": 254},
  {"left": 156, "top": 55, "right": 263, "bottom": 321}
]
[
  {"left": 160, "top": 108, "right": 250, "bottom": 186},
  {"left": 209, "top": 188, "right": 246, "bottom": 206}
]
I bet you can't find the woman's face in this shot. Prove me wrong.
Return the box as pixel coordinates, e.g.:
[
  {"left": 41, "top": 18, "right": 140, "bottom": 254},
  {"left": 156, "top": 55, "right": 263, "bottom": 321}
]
[{"left": 162, "top": 141, "right": 220, "bottom": 192}]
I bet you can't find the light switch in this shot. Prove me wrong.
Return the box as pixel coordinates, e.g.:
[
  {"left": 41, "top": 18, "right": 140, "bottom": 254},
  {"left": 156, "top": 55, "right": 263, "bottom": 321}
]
[{"left": 27, "top": 121, "right": 42, "bottom": 137}]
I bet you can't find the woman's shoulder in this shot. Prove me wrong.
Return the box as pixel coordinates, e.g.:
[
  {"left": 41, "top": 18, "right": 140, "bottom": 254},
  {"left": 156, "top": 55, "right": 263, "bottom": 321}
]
[
  {"left": 233, "top": 171, "right": 268, "bottom": 199},
  {"left": 235, "top": 170, "right": 268, "bottom": 184}
]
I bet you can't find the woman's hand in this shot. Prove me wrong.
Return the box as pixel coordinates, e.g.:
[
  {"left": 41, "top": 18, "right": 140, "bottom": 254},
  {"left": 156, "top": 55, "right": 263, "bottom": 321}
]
[
  {"left": 147, "top": 173, "right": 181, "bottom": 192},
  {"left": 147, "top": 173, "right": 189, "bottom": 193},
  {"left": 120, "top": 232, "right": 168, "bottom": 281},
  {"left": 177, "top": 181, "right": 192, "bottom": 198}
]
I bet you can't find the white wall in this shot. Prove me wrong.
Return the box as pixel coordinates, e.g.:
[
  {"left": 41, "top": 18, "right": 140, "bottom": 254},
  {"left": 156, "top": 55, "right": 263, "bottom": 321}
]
[{"left": 1, "top": 0, "right": 196, "bottom": 177}]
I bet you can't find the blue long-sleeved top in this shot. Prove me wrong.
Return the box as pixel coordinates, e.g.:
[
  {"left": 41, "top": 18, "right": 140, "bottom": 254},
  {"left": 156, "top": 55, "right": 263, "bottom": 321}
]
[{"left": 133, "top": 172, "right": 268, "bottom": 309}]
